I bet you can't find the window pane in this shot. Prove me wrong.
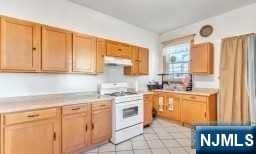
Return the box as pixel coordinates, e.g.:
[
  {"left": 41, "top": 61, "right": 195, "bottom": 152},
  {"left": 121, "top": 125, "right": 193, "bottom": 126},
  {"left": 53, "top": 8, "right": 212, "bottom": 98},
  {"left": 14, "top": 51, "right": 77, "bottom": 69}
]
[{"left": 164, "top": 43, "right": 190, "bottom": 80}]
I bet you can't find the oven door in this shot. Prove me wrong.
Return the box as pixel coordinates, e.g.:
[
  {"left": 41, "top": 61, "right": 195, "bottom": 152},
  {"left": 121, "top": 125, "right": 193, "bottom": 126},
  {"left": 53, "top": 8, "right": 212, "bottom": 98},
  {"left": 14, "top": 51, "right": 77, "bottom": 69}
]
[{"left": 115, "top": 100, "right": 143, "bottom": 130}]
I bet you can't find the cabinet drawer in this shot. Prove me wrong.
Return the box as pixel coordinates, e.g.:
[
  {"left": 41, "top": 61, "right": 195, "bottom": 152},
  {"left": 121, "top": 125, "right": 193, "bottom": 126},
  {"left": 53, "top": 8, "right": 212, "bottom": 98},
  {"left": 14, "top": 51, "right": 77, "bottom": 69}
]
[
  {"left": 4, "top": 108, "right": 58, "bottom": 125},
  {"left": 92, "top": 101, "right": 112, "bottom": 111},
  {"left": 182, "top": 95, "right": 207, "bottom": 102},
  {"left": 62, "top": 104, "right": 90, "bottom": 115}
]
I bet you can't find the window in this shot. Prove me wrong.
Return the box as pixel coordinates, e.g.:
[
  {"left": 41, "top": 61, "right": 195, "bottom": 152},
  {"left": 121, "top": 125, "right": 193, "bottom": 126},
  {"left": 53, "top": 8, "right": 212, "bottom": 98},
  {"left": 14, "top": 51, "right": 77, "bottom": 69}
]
[{"left": 164, "top": 43, "right": 190, "bottom": 80}]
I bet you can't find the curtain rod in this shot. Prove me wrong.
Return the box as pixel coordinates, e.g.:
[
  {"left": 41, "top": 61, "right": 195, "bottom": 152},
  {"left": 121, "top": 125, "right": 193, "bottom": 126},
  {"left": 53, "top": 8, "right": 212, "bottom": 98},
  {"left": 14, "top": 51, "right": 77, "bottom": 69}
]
[
  {"left": 222, "top": 33, "right": 256, "bottom": 40},
  {"left": 161, "top": 34, "right": 196, "bottom": 44}
]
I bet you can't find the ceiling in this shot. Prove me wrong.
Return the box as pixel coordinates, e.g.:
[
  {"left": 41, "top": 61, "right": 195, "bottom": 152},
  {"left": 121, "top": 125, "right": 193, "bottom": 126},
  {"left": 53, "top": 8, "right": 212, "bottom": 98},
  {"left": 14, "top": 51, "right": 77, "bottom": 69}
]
[{"left": 70, "top": 0, "right": 256, "bottom": 34}]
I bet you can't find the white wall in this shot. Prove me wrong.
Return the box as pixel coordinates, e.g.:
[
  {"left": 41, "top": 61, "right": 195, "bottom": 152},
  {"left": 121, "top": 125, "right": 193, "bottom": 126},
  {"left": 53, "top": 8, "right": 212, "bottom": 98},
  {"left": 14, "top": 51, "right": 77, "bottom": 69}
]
[
  {"left": 0, "top": 0, "right": 160, "bottom": 97},
  {"left": 160, "top": 3, "right": 256, "bottom": 89}
]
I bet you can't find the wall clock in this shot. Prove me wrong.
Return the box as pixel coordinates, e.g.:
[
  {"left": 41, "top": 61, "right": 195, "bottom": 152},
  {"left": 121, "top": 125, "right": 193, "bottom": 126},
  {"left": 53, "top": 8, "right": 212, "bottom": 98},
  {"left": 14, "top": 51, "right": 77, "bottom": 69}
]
[{"left": 200, "top": 25, "right": 213, "bottom": 37}]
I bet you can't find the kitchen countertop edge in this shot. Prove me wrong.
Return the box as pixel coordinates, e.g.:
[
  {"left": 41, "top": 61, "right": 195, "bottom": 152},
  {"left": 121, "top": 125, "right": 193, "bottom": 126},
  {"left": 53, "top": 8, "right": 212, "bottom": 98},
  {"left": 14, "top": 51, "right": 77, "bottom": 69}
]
[{"left": 0, "top": 92, "right": 113, "bottom": 114}]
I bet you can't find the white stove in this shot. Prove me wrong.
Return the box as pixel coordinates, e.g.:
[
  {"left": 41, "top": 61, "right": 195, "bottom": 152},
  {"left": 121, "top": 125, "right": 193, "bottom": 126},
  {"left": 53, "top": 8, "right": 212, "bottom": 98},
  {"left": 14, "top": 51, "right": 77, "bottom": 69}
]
[{"left": 99, "top": 83, "right": 144, "bottom": 144}]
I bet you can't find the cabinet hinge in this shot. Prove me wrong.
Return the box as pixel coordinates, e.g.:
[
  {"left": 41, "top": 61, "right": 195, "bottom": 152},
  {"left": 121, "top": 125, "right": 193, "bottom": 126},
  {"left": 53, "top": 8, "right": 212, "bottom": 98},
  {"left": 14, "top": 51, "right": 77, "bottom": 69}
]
[{"left": 53, "top": 132, "right": 56, "bottom": 141}]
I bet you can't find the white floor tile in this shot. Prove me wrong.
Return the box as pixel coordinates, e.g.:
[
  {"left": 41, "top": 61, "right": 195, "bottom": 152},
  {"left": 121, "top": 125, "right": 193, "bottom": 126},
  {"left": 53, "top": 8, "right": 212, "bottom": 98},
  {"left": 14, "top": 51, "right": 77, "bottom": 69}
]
[
  {"left": 151, "top": 148, "right": 170, "bottom": 154},
  {"left": 132, "top": 140, "right": 149, "bottom": 150},
  {"left": 116, "top": 151, "right": 133, "bottom": 154},
  {"left": 134, "top": 149, "right": 152, "bottom": 154},
  {"left": 116, "top": 141, "right": 133, "bottom": 151},
  {"left": 176, "top": 138, "right": 191, "bottom": 147},
  {"left": 161, "top": 139, "right": 182, "bottom": 148},
  {"left": 98, "top": 152, "right": 116, "bottom": 154},
  {"left": 99, "top": 143, "right": 116, "bottom": 152},
  {"left": 167, "top": 147, "right": 187, "bottom": 154},
  {"left": 147, "top": 140, "right": 165, "bottom": 149},
  {"left": 144, "top": 134, "right": 159, "bottom": 141},
  {"left": 131, "top": 135, "right": 145, "bottom": 141}
]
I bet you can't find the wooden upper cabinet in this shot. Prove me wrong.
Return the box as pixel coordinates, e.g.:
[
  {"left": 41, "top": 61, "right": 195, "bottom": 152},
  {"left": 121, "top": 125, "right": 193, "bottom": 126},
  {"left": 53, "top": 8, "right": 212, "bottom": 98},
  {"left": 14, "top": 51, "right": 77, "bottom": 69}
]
[
  {"left": 0, "top": 17, "right": 41, "bottom": 72},
  {"left": 96, "top": 38, "right": 106, "bottom": 73},
  {"left": 138, "top": 47, "right": 149, "bottom": 75},
  {"left": 124, "top": 46, "right": 149, "bottom": 75},
  {"left": 106, "top": 41, "right": 131, "bottom": 58},
  {"left": 42, "top": 26, "right": 72, "bottom": 72},
  {"left": 73, "top": 33, "right": 96, "bottom": 73},
  {"left": 124, "top": 46, "right": 139, "bottom": 75},
  {"left": 190, "top": 42, "right": 213, "bottom": 74}
]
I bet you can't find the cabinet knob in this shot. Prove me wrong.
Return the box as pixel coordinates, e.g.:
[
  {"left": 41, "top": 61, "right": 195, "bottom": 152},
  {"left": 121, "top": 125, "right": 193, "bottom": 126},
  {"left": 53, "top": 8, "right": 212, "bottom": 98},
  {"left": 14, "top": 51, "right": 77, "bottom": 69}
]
[
  {"left": 92, "top": 123, "right": 94, "bottom": 130},
  {"left": 27, "top": 114, "right": 39, "bottom": 118},
  {"left": 32, "top": 47, "right": 36, "bottom": 50},
  {"left": 71, "top": 107, "right": 81, "bottom": 111}
]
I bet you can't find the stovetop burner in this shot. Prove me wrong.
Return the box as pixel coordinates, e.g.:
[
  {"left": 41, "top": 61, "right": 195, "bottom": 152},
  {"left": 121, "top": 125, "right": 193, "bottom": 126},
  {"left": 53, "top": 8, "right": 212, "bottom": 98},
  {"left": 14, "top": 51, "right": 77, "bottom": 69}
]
[{"left": 107, "top": 91, "right": 137, "bottom": 97}]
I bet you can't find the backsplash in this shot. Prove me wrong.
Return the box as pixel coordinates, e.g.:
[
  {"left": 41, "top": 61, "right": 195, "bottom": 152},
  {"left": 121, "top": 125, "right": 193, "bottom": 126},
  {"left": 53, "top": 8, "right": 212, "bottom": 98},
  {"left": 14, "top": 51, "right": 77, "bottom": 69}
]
[{"left": 0, "top": 66, "right": 157, "bottom": 98}]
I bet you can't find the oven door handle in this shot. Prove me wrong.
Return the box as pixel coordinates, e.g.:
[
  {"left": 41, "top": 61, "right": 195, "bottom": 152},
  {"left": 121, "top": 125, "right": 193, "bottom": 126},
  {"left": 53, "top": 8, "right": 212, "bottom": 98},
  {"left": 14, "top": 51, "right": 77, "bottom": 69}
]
[{"left": 116, "top": 101, "right": 142, "bottom": 108}]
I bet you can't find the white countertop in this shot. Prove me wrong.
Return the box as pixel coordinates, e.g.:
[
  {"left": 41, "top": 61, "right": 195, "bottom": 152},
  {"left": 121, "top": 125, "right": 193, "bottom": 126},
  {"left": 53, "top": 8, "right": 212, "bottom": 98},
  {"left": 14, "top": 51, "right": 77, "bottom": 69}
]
[
  {"left": 139, "top": 88, "right": 218, "bottom": 96},
  {"left": 0, "top": 92, "right": 113, "bottom": 113}
]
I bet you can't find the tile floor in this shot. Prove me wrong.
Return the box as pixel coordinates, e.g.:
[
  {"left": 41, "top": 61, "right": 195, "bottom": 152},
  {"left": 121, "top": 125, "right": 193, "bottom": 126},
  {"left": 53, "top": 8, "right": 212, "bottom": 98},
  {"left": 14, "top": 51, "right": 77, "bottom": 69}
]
[{"left": 82, "top": 118, "right": 196, "bottom": 154}]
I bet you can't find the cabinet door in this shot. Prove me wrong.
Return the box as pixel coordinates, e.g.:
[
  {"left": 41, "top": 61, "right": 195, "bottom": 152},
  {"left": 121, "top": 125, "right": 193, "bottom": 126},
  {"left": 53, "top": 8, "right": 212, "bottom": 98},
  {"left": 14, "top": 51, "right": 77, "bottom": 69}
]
[
  {"left": 62, "top": 112, "right": 91, "bottom": 153},
  {"left": 4, "top": 119, "right": 60, "bottom": 154},
  {"left": 91, "top": 108, "right": 112, "bottom": 144},
  {"left": 96, "top": 39, "right": 106, "bottom": 73},
  {"left": 181, "top": 100, "right": 206, "bottom": 125},
  {"left": 165, "top": 94, "right": 180, "bottom": 121},
  {"left": 106, "top": 41, "right": 131, "bottom": 58},
  {"left": 73, "top": 34, "right": 96, "bottom": 73},
  {"left": 143, "top": 94, "right": 153, "bottom": 126},
  {"left": 120, "top": 44, "right": 131, "bottom": 58},
  {"left": 190, "top": 43, "right": 213, "bottom": 74},
  {"left": 42, "top": 26, "right": 72, "bottom": 72},
  {"left": 138, "top": 48, "right": 149, "bottom": 75},
  {"left": 124, "top": 46, "right": 139, "bottom": 75},
  {"left": 154, "top": 94, "right": 168, "bottom": 117},
  {"left": 0, "top": 17, "right": 41, "bottom": 71}
]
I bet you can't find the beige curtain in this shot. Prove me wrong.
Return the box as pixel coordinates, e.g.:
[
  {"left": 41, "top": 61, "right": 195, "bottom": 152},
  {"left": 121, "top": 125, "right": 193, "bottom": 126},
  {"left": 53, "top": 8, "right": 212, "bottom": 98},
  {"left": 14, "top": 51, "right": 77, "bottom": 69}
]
[{"left": 219, "top": 35, "right": 249, "bottom": 124}]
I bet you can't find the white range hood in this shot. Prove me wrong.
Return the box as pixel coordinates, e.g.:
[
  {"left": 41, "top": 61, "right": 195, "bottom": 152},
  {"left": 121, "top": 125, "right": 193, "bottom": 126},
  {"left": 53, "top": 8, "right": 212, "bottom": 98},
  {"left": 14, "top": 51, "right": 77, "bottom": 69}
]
[{"left": 104, "top": 56, "right": 132, "bottom": 66}]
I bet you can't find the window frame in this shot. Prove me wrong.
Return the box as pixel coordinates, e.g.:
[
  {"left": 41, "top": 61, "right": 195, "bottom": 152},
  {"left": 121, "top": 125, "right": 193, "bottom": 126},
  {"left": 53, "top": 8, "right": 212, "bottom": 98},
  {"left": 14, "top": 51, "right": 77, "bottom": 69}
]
[{"left": 163, "top": 43, "right": 191, "bottom": 81}]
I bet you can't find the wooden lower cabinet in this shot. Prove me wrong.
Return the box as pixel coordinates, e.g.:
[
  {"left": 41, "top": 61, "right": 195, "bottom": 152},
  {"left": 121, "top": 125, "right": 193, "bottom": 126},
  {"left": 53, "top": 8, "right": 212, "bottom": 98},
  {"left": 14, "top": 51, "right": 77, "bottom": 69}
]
[
  {"left": 181, "top": 94, "right": 217, "bottom": 125},
  {"left": 1, "top": 108, "right": 61, "bottom": 154},
  {"left": 154, "top": 92, "right": 217, "bottom": 126},
  {"left": 0, "top": 101, "right": 113, "bottom": 154},
  {"left": 181, "top": 100, "right": 206, "bottom": 124},
  {"left": 91, "top": 102, "right": 112, "bottom": 144},
  {"left": 154, "top": 93, "right": 180, "bottom": 122},
  {"left": 164, "top": 94, "right": 181, "bottom": 122},
  {"left": 62, "top": 104, "right": 91, "bottom": 154},
  {"left": 143, "top": 94, "right": 153, "bottom": 126}
]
